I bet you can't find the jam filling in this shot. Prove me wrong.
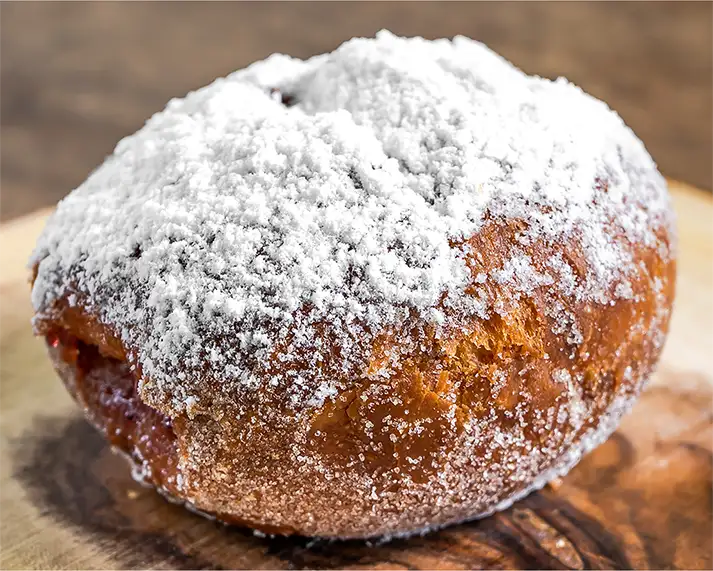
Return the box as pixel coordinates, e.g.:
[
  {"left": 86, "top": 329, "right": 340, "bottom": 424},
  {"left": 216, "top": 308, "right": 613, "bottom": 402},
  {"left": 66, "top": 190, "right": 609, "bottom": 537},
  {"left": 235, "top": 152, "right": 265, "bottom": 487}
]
[{"left": 46, "top": 330, "right": 180, "bottom": 494}]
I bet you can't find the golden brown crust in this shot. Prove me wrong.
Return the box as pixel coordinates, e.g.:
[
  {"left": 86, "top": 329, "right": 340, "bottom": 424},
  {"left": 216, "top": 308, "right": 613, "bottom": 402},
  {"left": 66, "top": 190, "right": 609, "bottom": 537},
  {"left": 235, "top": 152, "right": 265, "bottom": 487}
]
[
  {"left": 28, "top": 33, "right": 678, "bottom": 538},
  {"left": 34, "top": 213, "right": 676, "bottom": 538}
]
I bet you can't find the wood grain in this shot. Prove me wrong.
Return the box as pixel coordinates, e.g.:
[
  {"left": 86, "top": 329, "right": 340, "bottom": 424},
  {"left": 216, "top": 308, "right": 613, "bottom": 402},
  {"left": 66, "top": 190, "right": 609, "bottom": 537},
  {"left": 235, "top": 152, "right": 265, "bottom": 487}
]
[
  {"left": 0, "top": 180, "right": 711, "bottom": 570},
  {"left": 1, "top": 2, "right": 711, "bottom": 221}
]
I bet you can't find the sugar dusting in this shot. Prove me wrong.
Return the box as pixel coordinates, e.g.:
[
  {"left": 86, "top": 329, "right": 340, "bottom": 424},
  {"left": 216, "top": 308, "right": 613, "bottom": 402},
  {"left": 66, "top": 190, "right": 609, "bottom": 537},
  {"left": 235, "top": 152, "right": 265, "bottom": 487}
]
[
  {"left": 31, "top": 31, "right": 671, "bottom": 415},
  {"left": 31, "top": 32, "right": 676, "bottom": 537}
]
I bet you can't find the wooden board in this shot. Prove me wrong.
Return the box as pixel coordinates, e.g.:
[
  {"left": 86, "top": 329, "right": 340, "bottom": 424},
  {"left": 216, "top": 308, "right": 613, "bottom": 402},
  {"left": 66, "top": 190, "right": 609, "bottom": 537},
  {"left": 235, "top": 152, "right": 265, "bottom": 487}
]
[{"left": 1, "top": 180, "right": 711, "bottom": 570}]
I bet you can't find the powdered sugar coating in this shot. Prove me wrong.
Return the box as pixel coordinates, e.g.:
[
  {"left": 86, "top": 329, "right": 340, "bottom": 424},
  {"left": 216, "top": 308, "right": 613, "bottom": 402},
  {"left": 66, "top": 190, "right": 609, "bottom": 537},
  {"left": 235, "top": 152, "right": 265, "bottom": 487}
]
[
  {"left": 33, "top": 31, "right": 677, "bottom": 539},
  {"left": 31, "top": 30, "right": 672, "bottom": 417}
]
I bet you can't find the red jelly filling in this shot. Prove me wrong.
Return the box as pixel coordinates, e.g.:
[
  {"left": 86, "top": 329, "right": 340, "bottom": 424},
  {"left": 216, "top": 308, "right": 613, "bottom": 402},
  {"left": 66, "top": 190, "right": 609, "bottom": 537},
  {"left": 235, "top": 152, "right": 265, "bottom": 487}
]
[{"left": 46, "top": 330, "right": 180, "bottom": 494}]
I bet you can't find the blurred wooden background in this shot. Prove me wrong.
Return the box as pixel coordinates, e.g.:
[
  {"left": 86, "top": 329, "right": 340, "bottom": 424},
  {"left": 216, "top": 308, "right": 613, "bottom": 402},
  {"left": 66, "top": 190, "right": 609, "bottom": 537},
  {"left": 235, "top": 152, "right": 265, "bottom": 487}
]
[{"left": 1, "top": 2, "right": 711, "bottom": 221}]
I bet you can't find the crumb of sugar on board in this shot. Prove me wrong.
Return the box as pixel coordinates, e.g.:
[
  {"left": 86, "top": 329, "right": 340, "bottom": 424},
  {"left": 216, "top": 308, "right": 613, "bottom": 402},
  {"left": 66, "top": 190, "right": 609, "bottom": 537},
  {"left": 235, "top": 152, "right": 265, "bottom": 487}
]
[{"left": 31, "top": 31, "right": 672, "bottom": 414}]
